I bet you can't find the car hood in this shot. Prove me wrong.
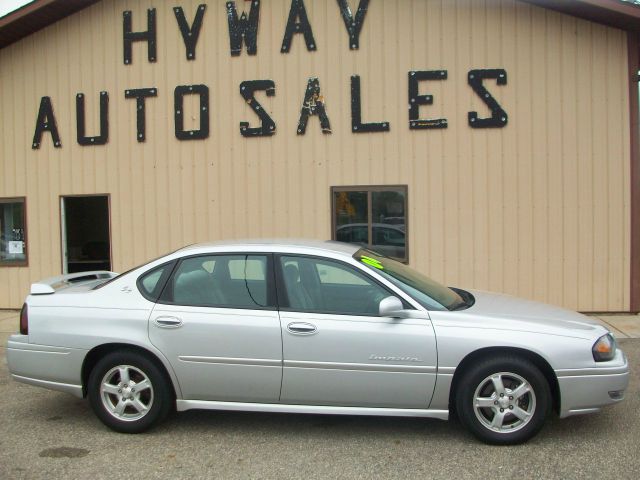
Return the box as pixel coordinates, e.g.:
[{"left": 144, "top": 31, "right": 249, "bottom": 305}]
[{"left": 442, "top": 289, "right": 607, "bottom": 340}]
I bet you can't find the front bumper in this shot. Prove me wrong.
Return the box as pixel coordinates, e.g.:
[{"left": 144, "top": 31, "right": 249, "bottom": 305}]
[
  {"left": 6, "top": 334, "right": 86, "bottom": 398},
  {"left": 556, "top": 349, "right": 629, "bottom": 418}
]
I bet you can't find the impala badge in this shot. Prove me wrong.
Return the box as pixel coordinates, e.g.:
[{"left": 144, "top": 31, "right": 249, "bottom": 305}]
[{"left": 370, "top": 354, "right": 422, "bottom": 362}]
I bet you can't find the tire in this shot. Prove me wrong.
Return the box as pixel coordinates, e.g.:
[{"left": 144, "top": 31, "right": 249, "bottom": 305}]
[
  {"left": 455, "top": 355, "right": 551, "bottom": 445},
  {"left": 88, "top": 350, "right": 173, "bottom": 433}
]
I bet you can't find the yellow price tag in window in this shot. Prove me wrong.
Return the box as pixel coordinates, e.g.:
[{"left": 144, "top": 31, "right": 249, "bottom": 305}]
[{"left": 360, "top": 255, "right": 384, "bottom": 269}]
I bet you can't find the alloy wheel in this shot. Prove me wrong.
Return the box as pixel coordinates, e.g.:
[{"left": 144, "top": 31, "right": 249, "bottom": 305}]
[
  {"left": 99, "top": 364, "right": 154, "bottom": 422},
  {"left": 472, "top": 371, "right": 536, "bottom": 433}
]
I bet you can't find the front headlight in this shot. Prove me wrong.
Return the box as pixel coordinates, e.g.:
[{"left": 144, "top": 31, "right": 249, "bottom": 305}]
[{"left": 592, "top": 333, "right": 617, "bottom": 362}]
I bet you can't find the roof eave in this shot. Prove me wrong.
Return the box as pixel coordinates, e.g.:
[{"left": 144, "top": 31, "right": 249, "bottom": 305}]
[
  {"left": 523, "top": 0, "right": 640, "bottom": 31},
  {"left": 1, "top": 0, "right": 639, "bottom": 50},
  {"left": 0, "top": 0, "right": 101, "bottom": 49}
]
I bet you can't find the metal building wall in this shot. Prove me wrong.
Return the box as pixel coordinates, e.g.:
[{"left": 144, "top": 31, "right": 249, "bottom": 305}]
[{"left": 0, "top": 0, "right": 631, "bottom": 310}]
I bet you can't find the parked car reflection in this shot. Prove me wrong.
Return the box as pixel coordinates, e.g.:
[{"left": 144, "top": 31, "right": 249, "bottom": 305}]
[{"left": 336, "top": 223, "right": 406, "bottom": 259}]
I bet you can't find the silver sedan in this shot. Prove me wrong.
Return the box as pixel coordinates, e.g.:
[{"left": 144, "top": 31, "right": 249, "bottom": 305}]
[{"left": 6, "top": 240, "right": 629, "bottom": 444}]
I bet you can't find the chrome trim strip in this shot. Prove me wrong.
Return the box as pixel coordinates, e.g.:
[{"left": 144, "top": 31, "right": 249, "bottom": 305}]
[
  {"left": 557, "top": 372, "right": 629, "bottom": 382},
  {"left": 11, "top": 374, "right": 83, "bottom": 398},
  {"left": 437, "top": 366, "right": 456, "bottom": 375},
  {"left": 7, "top": 341, "right": 72, "bottom": 354},
  {"left": 7, "top": 347, "right": 69, "bottom": 356},
  {"left": 284, "top": 360, "right": 437, "bottom": 374},
  {"left": 176, "top": 400, "right": 449, "bottom": 420},
  {"left": 555, "top": 366, "right": 629, "bottom": 377},
  {"left": 559, "top": 407, "right": 601, "bottom": 419},
  {"left": 178, "top": 356, "right": 282, "bottom": 367},
  {"left": 178, "top": 357, "right": 437, "bottom": 373}
]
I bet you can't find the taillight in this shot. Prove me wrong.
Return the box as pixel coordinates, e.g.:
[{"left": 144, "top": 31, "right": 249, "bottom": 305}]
[{"left": 19, "top": 303, "right": 28, "bottom": 335}]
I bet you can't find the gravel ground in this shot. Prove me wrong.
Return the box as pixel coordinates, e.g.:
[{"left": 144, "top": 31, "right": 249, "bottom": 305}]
[{"left": 0, "top": 339, "right": 637, "bottom": 480}]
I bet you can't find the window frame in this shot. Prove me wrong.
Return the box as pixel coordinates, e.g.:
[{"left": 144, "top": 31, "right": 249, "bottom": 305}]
[
  {"left": 157, "top": 252, "right": 277, "bottom": 311},
  {"left": 274, "top": 253, "right": 408, "bottom": 317},
  {"left": 331, "top": 185, "right": 409, "bottom": 263},
  {"left": 0, "top": 196, "right": 28, "bottom": 267}
]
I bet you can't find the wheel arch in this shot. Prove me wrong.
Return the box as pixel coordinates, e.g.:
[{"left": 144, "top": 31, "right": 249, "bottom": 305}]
[
  {"left": 81, "top": 343, "right": 180, "bottom": 399},
  {"left": 448, "top": 346, "right": 560, "bottom": 416}
]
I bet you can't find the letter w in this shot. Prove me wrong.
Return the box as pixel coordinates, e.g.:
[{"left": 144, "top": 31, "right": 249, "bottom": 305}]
[{"left": 226, "top": 0, "right": 261, "bottom": 56}]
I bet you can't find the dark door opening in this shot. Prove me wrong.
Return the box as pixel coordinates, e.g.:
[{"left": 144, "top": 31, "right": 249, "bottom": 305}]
[{"left": 61, "top": 195, "right": 111, "bottom": 274}]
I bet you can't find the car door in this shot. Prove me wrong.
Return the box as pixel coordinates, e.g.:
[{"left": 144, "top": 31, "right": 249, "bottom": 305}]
[
  {"left": 148, "top": 253, "right": 282, "bottom": 403},
  {"left": 276, "top": 254, "right": 437, "bottom": 409}
]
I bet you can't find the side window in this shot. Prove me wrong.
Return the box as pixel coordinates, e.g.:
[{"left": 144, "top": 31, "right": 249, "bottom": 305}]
[
  {"left": 137, "top": 261, "right": 174, "bottom": 301},
  {"left": 163, "top": 254, "right": 270, "bottom": 309},
  {"left": 280, "top": 256, "right": 390, "bottom": 316}
]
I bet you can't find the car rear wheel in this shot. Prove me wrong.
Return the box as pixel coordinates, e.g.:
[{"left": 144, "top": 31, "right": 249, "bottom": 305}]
[
  {"left": 88, "top": 351, "right": 172, "bottom": 433},
  {"left": 455, "top": 356, "right": 551, "bottom": 445}
]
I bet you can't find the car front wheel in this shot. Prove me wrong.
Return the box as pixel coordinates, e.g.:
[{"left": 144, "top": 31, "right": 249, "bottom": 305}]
[
  {"left": 455, "top": 355, "right": 551, "bottom": 444},
  {"left": 88, "top": 351, "right": 172, "bottom": 433}
]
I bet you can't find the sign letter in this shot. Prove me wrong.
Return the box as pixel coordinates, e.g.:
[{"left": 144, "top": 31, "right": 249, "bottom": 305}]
[
  {"left": 281, "top": 0, "right": 316, "bottom": 53},
  {"left": 32, "top": 96, "right": 62, "bottom": 149},
  {"left": 125, "top": 88, "right": 158, "bottom": 142},
  {"left": 468, "top": 69, "right": 508, "bottom": 128},
  {"left": 174, "top": 85, "right": 210, "bottom": 140},
  {"left": 408, "top": 70, "right": 448, "bottom": 130},
  {"left": 76, "top": 92, "right": 109, "bottom": 146},
  {"left": 336, "top": 0, "right": 370, "bottom": 50},
  {"left": 226, "top": 0, "right": 260, "bottom": 56},
  {"left": 174, "top": 5, "right": 207, "bottom": 61},
  {"left": 123, "top": 9, "right": 157, "bottom": 65},
  {"left": 351, "top": 75, "right": 389, "bottom": 133},
  {"left": 239, "top": 80, "right": 276, "bottom": 137},
  {"left": 297, "top": 78, "right": 331, "bottom": 135}
]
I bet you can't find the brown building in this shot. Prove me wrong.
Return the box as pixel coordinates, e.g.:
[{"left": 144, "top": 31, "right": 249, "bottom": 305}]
[{"left": 0, "top": 0, "right": 638, "bottom": 312}]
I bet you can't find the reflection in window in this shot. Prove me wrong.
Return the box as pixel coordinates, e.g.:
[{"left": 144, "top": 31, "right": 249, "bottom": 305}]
[
  {"left": 332, "top": 187, "right": 407, "bottom": 262},
  {"left": 0, "top": 198, "right": 27, "bottom": 266},
  {"left": 334, "top": 191, "right": 369, "bottom": 244}
]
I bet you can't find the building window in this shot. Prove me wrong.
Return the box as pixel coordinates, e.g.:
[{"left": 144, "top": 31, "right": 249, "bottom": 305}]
[
  {"left": 0, "top": 197, "right": 27, "bottom": 266},
  {"left": 332, "top": 186, "right": 408, "bottom": 262}
]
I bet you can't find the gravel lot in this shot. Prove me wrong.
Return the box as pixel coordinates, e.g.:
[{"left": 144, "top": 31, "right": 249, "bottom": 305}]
[{"left": 0, "top": 339, "right": 637, "bottom": 480}]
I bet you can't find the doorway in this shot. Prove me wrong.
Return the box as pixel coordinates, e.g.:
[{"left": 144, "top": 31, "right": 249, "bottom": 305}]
[{"left": 61, "top": 195, "right": 111, "bottom": 274}]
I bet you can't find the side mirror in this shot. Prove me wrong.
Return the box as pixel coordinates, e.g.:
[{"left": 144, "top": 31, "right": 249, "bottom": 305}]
[
  {"left": 379, "top": 296, "right": 405, "bottom": 318},
  {"left": 379, "top": 295, "right": 429, "bottom": 319}
]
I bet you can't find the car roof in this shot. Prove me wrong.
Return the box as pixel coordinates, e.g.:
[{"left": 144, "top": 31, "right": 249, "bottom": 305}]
[{"left": 176, "top": 239, "right": 361, "bottom": 257}]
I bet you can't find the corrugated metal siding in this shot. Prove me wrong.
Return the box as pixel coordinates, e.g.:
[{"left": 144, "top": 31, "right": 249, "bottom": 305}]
[{"left": 0, "top": 0, "right": 631, "bottom": 310}]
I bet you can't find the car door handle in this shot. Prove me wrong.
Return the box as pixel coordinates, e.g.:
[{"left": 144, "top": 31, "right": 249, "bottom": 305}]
[
  {"left": 154, "top": 316, "right": 183, "bottom": 328},
  {"left": 287, "top": 322, "right": 317, "bottom": 335}
]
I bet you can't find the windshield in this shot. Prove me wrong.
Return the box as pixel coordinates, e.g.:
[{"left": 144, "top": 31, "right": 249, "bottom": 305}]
[{"left": 354, "top": 249, "right": 466, "bottom": 311}]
